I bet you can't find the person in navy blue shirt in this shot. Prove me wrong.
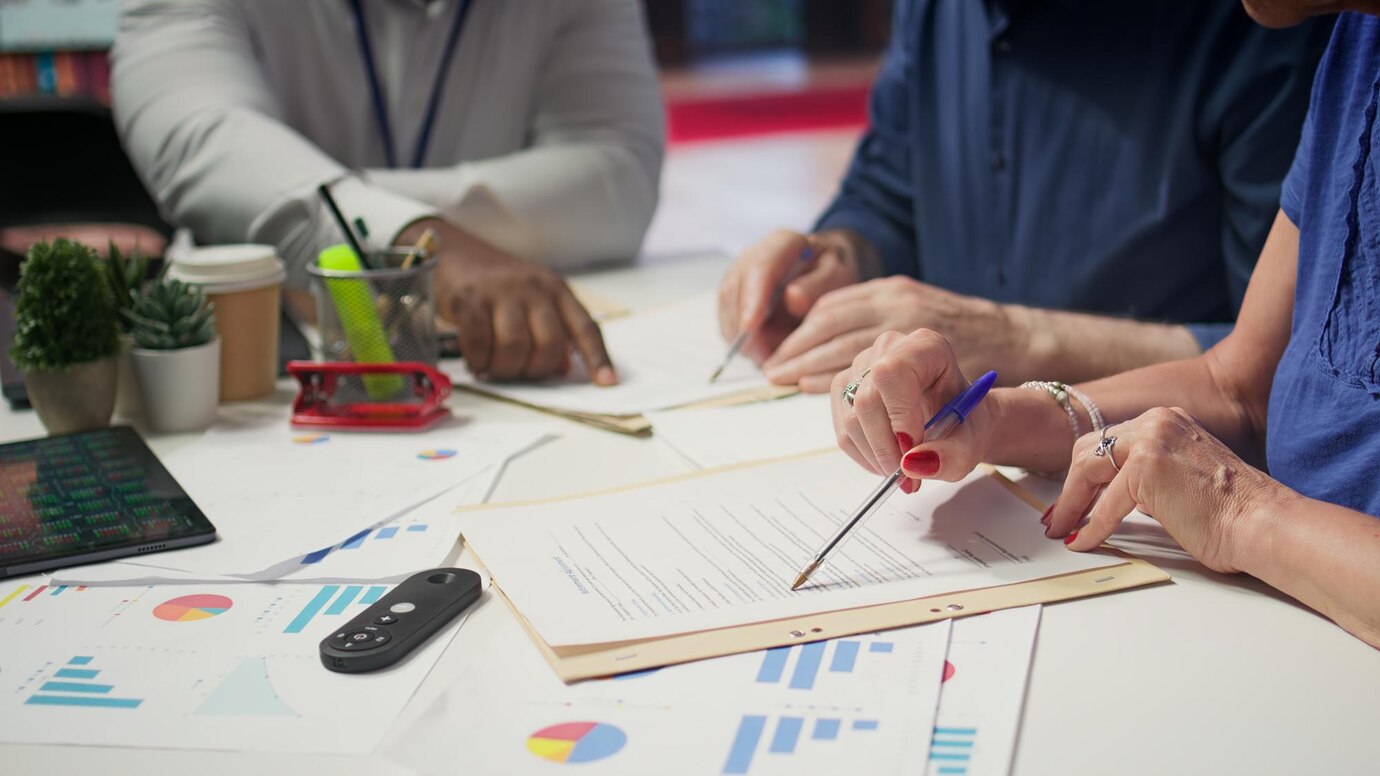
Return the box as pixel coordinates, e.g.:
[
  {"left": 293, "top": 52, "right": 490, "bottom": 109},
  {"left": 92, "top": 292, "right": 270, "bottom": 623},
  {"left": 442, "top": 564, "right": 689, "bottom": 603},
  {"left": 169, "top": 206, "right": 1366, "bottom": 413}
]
[
  {"left": 719, "top": 2, "right": 1332, "bottom": 391},
  {"left": 828, "top": 4, "right": 1380, "bottom": 648}
]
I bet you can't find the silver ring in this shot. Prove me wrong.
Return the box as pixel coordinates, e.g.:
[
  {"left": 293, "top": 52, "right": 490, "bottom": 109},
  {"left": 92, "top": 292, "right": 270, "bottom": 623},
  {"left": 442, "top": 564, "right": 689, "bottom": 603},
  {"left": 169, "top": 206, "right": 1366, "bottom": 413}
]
[
  {"left": 1092, "top": 424, "right": 1121, "bottom": 472},
  {"left": 841, "top": 368, "right": 871, "bottom": 407}
]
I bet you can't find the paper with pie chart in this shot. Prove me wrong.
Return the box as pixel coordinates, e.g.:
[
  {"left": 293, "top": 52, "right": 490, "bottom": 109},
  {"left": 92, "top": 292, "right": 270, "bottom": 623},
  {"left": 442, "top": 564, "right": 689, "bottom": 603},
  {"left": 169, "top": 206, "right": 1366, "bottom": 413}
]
[
  {"left": 0, "top": 576, "right": 482, "bottom": 753},
  {"left": 384, "top": 597, "right": 951, "bottom": 775}
]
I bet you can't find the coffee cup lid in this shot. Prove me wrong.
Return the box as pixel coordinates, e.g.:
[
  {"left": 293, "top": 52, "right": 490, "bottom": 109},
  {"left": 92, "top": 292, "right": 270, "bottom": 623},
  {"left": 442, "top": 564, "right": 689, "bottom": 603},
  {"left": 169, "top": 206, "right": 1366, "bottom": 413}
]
[{"left": 167, "top": 244, "right": 286, "bottom": 294}]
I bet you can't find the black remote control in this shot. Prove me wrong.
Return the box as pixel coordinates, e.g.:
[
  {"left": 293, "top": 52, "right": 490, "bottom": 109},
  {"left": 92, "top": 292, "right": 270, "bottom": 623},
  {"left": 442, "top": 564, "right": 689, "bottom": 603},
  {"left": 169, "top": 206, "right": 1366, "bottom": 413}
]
[{"left": 319, "top": 568, "right": 483, "bottom": 673}]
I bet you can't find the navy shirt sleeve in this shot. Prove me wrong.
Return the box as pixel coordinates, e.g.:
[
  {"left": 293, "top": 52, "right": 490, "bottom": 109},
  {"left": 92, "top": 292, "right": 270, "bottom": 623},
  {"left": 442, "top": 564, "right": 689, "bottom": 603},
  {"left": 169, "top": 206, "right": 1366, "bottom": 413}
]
[{"left": 813, "top": 1, "right": 918, "bottom": 278}]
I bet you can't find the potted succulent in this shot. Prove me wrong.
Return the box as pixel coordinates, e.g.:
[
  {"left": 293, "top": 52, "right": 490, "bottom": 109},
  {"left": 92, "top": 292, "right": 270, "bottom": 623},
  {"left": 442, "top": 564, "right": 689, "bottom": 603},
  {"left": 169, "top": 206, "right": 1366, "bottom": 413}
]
[
  {"left": 104, "top": 242, "right": 150, "bottom": 417},
  {"left": 10, "top": 239, "right": 121, "bottom": 433},
  {"left": 126, "top": 277, "right": 221, "bottom": 432}
]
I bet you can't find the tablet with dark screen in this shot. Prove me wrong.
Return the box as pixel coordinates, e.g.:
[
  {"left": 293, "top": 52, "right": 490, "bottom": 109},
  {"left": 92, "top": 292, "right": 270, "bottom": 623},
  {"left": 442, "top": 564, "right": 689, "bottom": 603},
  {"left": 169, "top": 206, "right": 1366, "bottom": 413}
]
[{"left": 0, "top": 426, "right": 216, "bottom": 578}]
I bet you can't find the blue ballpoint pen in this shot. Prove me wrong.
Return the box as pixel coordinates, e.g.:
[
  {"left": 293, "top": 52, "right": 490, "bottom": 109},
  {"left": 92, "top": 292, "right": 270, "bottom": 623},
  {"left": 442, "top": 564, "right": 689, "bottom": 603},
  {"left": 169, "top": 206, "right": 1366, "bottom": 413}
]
[
  {"left": 709, "top": 244, "right": 818, "bottom": 384},
  {"left": 790, "top": 370, "right": 999, "bottom": 590}
]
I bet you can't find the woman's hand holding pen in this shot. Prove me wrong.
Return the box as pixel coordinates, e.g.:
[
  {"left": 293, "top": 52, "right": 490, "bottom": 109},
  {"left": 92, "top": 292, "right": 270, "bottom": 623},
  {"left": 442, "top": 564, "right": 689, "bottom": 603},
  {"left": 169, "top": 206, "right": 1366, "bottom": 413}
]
[
  {"left": 400, "top": 218, "right": 617, "bottom": 385},
  {"left": 830, "top": 329, "right": 998, "bottom": 489}
]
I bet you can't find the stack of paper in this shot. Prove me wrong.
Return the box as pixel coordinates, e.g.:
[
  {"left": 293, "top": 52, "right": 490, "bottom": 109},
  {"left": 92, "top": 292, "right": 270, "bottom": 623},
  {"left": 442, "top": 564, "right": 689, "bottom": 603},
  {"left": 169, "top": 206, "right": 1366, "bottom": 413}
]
[
  {"left": 445, "top": 293, "right": 797, "bottom": 434},
  {"left": 53, "top": 414, "right": 552, "bottom": 585},
  {"left": 384, "top": 598, "right": 1043, "bottom": 776},
  {"left": 0, "top": 576, "right": 481, "bottom": 754},
  {"left": 459, "top": 451, "right": 1165, "bottom": 680}
]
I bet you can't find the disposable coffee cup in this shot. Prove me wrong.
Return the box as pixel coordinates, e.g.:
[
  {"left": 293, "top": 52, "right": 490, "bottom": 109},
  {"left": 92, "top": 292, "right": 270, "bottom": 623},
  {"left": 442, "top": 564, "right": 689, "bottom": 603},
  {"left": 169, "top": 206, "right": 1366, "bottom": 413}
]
[{"left": 167, "top": 245, "right": 286, "bottom": 401}]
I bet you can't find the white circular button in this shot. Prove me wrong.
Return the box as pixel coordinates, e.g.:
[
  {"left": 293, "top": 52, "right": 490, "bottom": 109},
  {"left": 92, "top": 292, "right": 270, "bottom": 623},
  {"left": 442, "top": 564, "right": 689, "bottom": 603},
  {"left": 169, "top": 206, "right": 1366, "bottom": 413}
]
[{"left": 389, "top": 602, "right": 416, "bottom": 614}]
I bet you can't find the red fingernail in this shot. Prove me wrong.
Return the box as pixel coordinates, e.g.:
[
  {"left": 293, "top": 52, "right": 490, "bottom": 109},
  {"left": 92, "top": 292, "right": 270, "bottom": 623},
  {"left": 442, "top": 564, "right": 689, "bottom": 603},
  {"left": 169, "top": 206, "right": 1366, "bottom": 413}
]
[
  {"left": 1040, "top": 504, "right": 1054, "bottom": 525},
  {"left": 1063, "top": 530, "right": 1080, "bottom": 546},
  {"left": 899, "top": 478, "right": 914, "bottom": 495},
  {"left": 896, "top": 432, "right": 915, "bottom": 451},
  {"left": 901, "top": 450, "right": 940, "bottom": 477}
]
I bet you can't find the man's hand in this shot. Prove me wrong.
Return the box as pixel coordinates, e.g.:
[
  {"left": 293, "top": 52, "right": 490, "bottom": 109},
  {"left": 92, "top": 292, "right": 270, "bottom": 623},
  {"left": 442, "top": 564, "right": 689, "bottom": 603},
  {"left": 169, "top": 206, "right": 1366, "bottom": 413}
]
[
  {"left": 399, "top": 219, "right": 616, "bottom": 385},
  {"left": 716, "top": 228, "right": 879, "bottom": 365},
  {"left": 764, "top": 276, "right": 1025, "bottom": 392}
]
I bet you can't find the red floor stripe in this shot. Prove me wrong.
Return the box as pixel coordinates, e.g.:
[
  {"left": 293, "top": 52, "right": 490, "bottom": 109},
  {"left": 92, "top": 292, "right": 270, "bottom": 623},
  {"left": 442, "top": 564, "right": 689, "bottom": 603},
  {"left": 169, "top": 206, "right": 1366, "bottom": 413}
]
[{"left": 666, "top": 85, "right": 869, "bottom": 144}]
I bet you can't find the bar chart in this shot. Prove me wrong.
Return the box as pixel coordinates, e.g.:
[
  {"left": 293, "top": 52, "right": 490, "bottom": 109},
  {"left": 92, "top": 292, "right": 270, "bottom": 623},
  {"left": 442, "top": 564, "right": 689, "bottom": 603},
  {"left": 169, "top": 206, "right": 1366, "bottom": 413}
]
[
  {"left": 25, "top": 655, "right": 144, "bottom": 709},
  {"left": 722, "top": 713, "right": 880, "bottom": 774},
  {"left": 299, "top": 523, "right": 430, "bottom": 564},
  {"left": 282, "top": 584, "right": 389, "bottom": 634},
  {"left": 0, "top": 583, "right": 88, "bottom": 611},
  {"left": 754, "top": 638, "right": 895, "bottom": 691},
  {"left": 928, "top": 727, "right": 977, "bottom": 775}
]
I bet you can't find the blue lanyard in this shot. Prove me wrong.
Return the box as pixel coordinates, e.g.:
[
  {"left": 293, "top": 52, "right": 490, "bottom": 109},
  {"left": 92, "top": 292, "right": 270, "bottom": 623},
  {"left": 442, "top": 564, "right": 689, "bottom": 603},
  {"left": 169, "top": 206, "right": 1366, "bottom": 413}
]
[{"left": 348, "top": 0, "right": 474, "bottom": 169}]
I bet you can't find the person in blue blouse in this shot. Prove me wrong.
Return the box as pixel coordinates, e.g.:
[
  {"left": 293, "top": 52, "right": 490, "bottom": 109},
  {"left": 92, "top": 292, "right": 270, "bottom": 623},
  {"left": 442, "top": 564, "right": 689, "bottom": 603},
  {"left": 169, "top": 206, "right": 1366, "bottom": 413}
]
[
  {"left": 719, "top": 2, "right": 1333, "bottom": 391},
  {"left": 828, "top": 3, "right": 1380, "bottom": 647}
]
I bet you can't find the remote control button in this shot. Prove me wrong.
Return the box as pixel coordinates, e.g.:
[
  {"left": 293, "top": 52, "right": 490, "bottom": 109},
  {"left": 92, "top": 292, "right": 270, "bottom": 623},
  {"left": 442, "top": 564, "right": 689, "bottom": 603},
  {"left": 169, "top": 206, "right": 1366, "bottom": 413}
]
[
  {"left": 373, "top": 614, "right": 399, "bottom": 625},
  {"left": 389, "top": 602, "right": 416, "bottom": 614},
  {"left": 332, "top": 630, "right": 389, "bottom": 651}
]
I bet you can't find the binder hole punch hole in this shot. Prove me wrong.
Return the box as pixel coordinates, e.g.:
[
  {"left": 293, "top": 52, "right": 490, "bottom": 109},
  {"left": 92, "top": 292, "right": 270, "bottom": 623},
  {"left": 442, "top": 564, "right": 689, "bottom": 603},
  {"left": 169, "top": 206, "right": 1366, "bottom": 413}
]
[
  {"left": 789, "top": 630, "right": 806, "bottom": 638},
  {"left": 810, "top": 627, "right": 823, "bottom": 633},
  {"left": 930, "top": 604, "right": 964, "bottom": 613}
]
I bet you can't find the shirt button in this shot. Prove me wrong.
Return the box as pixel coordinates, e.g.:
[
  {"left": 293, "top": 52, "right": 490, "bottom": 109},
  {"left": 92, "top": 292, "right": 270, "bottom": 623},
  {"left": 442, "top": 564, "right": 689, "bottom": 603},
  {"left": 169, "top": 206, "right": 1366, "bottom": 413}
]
[{"left": 990, "top": 150, "right": 1007, "bottom": 171}]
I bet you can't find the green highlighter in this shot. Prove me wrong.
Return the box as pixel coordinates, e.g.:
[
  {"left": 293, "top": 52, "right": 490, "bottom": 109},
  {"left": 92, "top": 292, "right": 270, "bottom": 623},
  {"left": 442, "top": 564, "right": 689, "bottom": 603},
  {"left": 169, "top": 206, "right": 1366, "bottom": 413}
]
[{"left": 317, "top": 244, "right": 404, "bottom": 398}]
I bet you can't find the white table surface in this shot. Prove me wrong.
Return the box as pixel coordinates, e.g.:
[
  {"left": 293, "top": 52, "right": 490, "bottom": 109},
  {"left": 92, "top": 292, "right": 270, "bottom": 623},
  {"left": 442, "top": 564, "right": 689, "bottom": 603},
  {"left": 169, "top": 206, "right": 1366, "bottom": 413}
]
[{"left": 4, "top": 133, "right": 1379, "bottom": 775}]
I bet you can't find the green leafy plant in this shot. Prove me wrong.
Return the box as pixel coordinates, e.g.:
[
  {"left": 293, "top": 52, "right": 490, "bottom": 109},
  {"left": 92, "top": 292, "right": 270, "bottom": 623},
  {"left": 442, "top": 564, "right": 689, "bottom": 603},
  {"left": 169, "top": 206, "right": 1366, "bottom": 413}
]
[
  {"left": 104, "top": 242, "right": 149, "bottom": 333},
  {"left": 126, "top": 278, "right": 218, "bottom": 351},
  {"left": 10, "top": 238, "right": 120, "bottom": 371}
]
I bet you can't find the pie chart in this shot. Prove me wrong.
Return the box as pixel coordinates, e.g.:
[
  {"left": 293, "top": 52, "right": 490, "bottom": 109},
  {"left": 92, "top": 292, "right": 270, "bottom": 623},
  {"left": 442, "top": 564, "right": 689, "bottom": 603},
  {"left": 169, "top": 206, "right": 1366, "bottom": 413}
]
[
  {"left": 526, "top": 721, "right": 626, "bottom": 764},
  {"left": 153, "top": 594, "right": 234, "bottom": 622},
  {"left": 416, "top": 448, "right": 457, "bottom": 461}
]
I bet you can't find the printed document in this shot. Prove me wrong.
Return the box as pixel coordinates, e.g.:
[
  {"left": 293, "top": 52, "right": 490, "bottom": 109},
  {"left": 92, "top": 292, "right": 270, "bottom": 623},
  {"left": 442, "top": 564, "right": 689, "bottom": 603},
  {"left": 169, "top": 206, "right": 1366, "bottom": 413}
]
[{"left": 461, "top": 452, "right": 1119, "bottom": 646}]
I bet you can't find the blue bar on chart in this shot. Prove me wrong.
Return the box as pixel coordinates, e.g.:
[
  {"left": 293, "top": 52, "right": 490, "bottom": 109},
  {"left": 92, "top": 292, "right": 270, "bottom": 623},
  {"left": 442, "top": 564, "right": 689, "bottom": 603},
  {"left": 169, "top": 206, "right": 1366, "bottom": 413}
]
[
  {"left": 868, "top": 641, "right": 894, "bottom": 653},
  {"left": 829, "top": 640, "right": 860, "bottom": 672},
  {"left": 49, "top": 585, "right": 67, "bottom": 596},
  {"left": 325, "top": 585, "right": 363, "bottom": 615},
  {"left": 27, "top": 695, "right": 142, "bottom": 709},
  {"left": 812, "top": 719, "right": 841, "bottom": 741},
  {"left": 359, "top": 585, "right": 387, "bottom": 605},
  {"left": 937, "top": 768, "right": 968, "bottom": 775},
  {"left": 789, "top": 642, "right": 826, "bottom": 690},
  {"left": 284, "top": 585, "right": 340, "bottom": 634},
  {"left": 406, "top": 524, "right": 427, "bottom": 532},
  {"left": 41, "top": 681, "right": 113, "bottom": 694},
  {"left": 852, "top": 719, "right": 879, "bottom": 731},
  {"left": 340, "top": 529, "right": 370, "bottom": 550},
  {"left": 26, "top": 656, "right": 144, "bottom": 709},
  {"left": 376, "top": 526, "right": 399, "bottom": 539},
  {"left": 301, "top": 547, "right": 331, "bottom": 565},
  {"left": 769, "top": 717, "right": 804, "bottom": 754},
  {"left": 756, "top": 647, "right": 789, "bottom": 684},
  {"left": 723, "top": 715, "right": 767, "bottom": 775}
]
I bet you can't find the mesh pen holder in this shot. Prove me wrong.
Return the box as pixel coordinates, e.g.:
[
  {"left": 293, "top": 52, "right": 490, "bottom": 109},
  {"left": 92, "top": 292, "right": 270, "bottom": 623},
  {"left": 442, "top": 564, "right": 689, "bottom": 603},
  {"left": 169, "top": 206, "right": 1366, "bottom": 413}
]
[{"left": 308, "top": 249, "right": 437, "bottom": 402}]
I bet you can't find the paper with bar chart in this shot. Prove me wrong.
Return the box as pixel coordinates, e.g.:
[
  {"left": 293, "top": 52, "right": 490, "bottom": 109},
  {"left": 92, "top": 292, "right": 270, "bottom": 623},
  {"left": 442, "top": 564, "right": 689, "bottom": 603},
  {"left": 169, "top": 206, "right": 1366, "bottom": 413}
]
[
  {"left": 0, "top": 577, "right": 481, "bottom": 753},
  {"left": 385, "top": 598, "right": 948, "bottom": 775},
  {"left": 461, "top": 452, "right": 1116, "bottom": 647},
  {"left": 52, "top": 417, "right": 549, "bottom": 584},
  {"left": 926, "top": 605, "right": 1042, "bottom": 776}
]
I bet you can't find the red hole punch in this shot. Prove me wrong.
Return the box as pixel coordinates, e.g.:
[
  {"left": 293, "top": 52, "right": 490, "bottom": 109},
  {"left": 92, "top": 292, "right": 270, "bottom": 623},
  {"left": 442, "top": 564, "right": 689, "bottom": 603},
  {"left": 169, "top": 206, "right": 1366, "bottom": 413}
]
[{"left": 288, "top": 361, "right": 452, "bottom": 431}]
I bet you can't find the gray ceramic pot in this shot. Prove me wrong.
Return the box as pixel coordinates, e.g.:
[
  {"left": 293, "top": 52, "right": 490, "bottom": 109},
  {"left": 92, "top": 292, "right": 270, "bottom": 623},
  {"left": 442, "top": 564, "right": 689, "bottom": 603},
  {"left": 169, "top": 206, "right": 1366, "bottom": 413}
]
[{"left": 23, "top": 356, "right": 118, "bottom": 434}]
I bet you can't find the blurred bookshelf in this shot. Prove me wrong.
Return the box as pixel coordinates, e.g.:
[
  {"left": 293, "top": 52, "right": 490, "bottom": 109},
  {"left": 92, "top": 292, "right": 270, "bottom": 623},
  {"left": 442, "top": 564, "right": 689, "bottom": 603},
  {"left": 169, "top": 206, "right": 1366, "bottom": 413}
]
[{"left": 0, "top": 0, "right": 118, "bottom": 101}]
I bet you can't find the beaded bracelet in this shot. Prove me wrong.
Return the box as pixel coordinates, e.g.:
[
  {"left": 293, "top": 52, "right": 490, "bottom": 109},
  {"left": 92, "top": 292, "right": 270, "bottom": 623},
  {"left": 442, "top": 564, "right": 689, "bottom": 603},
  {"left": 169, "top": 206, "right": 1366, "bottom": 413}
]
[
  {"left": 1019, "top": 381, "right": 1081, "bottom": 442},
  {"left": 1061, "top": 382, "right": 1106, "bottom": 433}
]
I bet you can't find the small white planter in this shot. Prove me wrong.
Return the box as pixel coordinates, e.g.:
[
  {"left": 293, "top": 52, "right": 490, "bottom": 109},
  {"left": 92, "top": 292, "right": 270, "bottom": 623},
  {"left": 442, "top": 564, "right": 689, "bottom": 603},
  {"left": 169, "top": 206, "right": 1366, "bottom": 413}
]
[
  {"left": 114, "top": 334, "right": 143, "bottom": 418},
  {"left": 131, "top": 338, "right": 221, "bottom": 433}
]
